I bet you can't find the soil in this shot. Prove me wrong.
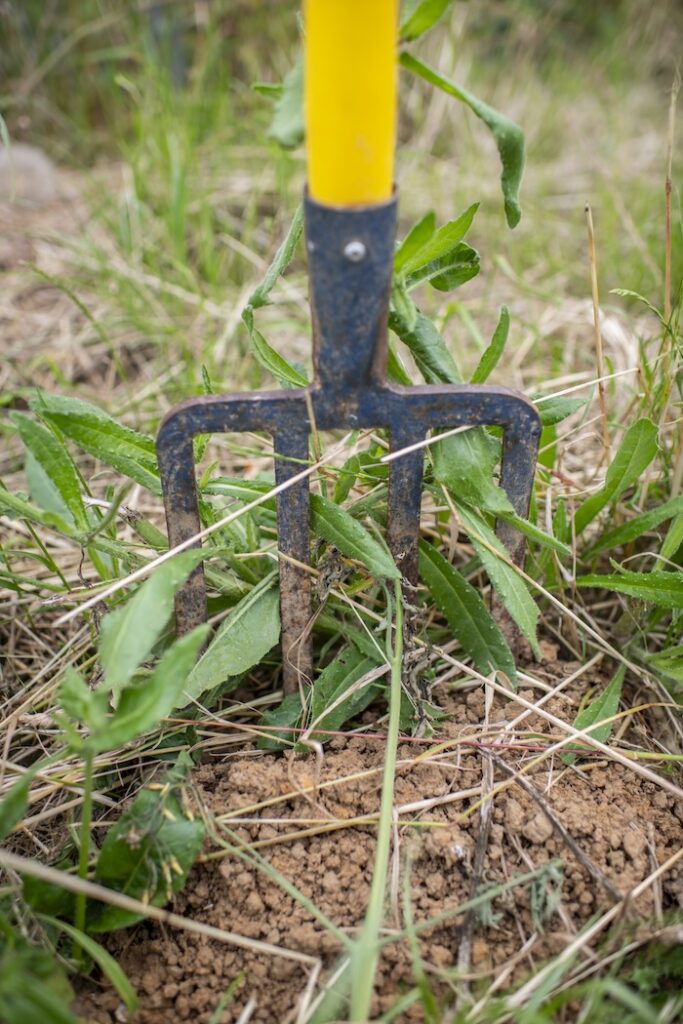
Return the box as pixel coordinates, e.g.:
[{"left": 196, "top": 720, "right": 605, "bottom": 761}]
[{"left": 74, "top": 648, "right": 683, "bottom": 1024}]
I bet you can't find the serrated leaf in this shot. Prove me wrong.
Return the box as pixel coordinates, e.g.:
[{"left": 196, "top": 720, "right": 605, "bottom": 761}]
[
  {"left": 406, "top": 242, "right": 480, "bottom": 293},
  {"left": 32, "top": 394, "right": 160, "bottom": 495},
  {"left": 455, "top": 502, "right": 540, "bottom": 655},
  {"left": 587, "top": 496, "right": 683, "bottom": 556},
  {"left": 471, "top": 307, "right": 509, "bottom": 384},
  {"left": 574, "top": 419, "right": 659, "bottom": 535},
  {"left": 97, "top": 626, "right": 209, "bottom": 751},
  {"left": 419, "top": 541, "right": 516, "bottom": 684},
  {"left": 400, "top": 53, "right": 525, "bottom": 228},
  {"left": 311, "top": 494, "right": 400, "bottom": 580},
  {"left": 269, "top": 57, "right": 304, "bottom": 149},
  {"left": 99, "top": 551, "right": 207, "bottom": 699},
  {"left": 400, "top": 0, "right": 454, "bottom": 41},
  {"left": 562, "top": 666, "right": 624, "bottom": 764},
  {"left": 12, "top": 413, "right": 88, "bottom": 530},
  {"left": 183, "top": 580, "right": 280, "bottom": 703},
  {"left": 576, "top": 569, "right": 683, "bottom": 608},
  {"left": 394, "top": 212, "right": 436, "bottom": 273},
  {"left": 91, "top": 756, "right": 204, "bottom": 931},
  {"left": 38, "top": 917, "right": 138, "bottom": 1011}
]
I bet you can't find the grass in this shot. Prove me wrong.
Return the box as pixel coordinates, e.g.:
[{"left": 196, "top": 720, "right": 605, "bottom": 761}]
[{"left": 1, "top": 1, "right": 683, "bottom": 1022}]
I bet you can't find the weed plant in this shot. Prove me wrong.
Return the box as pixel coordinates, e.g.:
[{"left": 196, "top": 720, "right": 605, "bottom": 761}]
[{"left": 0, "top": 1, "right": 682, "bottom": 1022}]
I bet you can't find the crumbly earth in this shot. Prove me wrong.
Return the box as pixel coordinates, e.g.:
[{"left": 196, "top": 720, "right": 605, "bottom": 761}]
[{"left": 75, "top": 649, "right": 683, "bottom": 1024}]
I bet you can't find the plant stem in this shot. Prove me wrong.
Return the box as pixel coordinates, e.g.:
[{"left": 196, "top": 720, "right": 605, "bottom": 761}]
[
  {"left": 349, "top": 580, "right": 403, "bottom": 1022},
  {"left": 74, "top": 748, "right": 94, "bottom": 952}
]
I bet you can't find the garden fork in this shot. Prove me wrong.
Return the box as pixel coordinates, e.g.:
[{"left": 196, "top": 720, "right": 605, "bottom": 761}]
[{"left": 156, "top": 193, "right": 541, "bottom": 692}]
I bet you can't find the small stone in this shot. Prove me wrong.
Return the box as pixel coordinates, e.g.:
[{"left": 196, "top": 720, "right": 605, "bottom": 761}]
[
  {"left": 623, "top": 828, "right": 647, "bottom": 861},
  {"left": 322, "top": 870, "right": 339, "bottom": 893},
  {"left": 505, "top": 798, "right": 525, "bottom": 832},
  {"left": 523, "top": 809, "right": 554, "bottom": 844}
]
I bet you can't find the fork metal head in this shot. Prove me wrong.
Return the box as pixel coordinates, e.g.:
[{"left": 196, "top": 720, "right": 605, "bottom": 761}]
[{"left": 156, "top": 193, "right": 541, "bottom": 692}]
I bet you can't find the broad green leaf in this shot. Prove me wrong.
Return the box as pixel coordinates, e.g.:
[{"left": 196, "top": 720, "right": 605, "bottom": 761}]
[
  {"left": 455, "top": 502, "right": 540, "bottom": 656},
  {"left": 389, "top": 309, "right": 462, "bottom": 384},
  {"left": 183, "top": 579, "right": 280, "bottom": 703},
  {"left": 391, "top": 277, "right": 419, "bottom": 331},
  {"left": 400, "top": 53, "right": 525, "bottom": 228},
  {"left": 388, "top": 311, "right": 512, "bottom": 512},
  {"left": 310, "top": 647, "right": 385, "bottom": 738},
  {"left": 394, "top": 212, "right": 436, "bottom": 273},
  {"left": 419, "top": 541, "right": 516, "bottom": 684},
  {"left": 38, "top": 917, "right": 138, "bottom": 1011},
  {"left": 247, "top": 203, "right": 304, "bottom": 310},
  {"left": 99, "top": 551, "right": 207, "bottom": 699},
  {"left": 576, "top": 569, "right": 683, "bottom": 609},
  {"left": 12, "top": 413, "right": 88, "bottom": 530},
  {"left": 98, "top": 625, "right": 209, "bottom": 751},
  {"left": 242, "top": 308, "right": 308, "bottom": 388},
  {"left": 574, "top": 419, "right": 659, "bottom": 535},
  {"left": 0, "top": 768, "right": 37, "bottom": 843},
  {"left": 588, "top": 496, "right": 683, "bottom": 556},
  {"left": 269, "top": 57, "right": 304, "bottom": 149},
  {"left": 471, "top": 307, "right": 509, "bottom": 384},
  {"left": 311, "top": 494, "right": 400, "bottom": 580},
  {"left": 399, "top": 204, "right": 478, "bottom": 277},
  {"left": 405, "top": 242, "right": 480, "bottom": 293},
  {"left": 91, "top": 755, "right": 204, "bottom": 931},
  {"left": 258, "top": 691, "right": 304, "bottom": 751},
  {"left": 533, "top": 395, "right": 587, "bottom": 427},
  {"left": 400, "top": 0, "right": 454, "bottom": 41},
  {"left": 562, "top": 666, "right": 624, "bottom": 764},
  {"left": 32, "top": 395, "right": 160, "bottom": 495},
  {"left": 0, "top": 983, "right": 77, "bottom": 1024}
]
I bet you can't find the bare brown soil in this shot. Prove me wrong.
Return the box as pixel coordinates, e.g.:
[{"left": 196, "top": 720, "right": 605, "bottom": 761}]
[{"left": 75, "top": 650, "right": 683, "bottom": 1024}]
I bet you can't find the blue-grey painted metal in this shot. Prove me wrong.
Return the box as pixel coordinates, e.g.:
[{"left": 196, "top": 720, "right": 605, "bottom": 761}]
[{"left": 157, "top": 192, "right": 541, "bottom": 692}]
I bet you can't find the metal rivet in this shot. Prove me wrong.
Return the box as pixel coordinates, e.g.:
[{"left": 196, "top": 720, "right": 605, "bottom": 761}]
[{"left": 343, "top": 240, "right": 366, "bottom": 263}]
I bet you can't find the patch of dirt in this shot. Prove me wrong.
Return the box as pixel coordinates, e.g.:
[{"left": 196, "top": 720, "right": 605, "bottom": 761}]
[{"left": 74, "top": 652, "right": 683, "bottom": 1024}]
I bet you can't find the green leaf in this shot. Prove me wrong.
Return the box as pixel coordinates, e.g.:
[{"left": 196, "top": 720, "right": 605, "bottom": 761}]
[
  {"left": 246, "top": 203, "right": 304, "bottom": 311},
  {"left": 32, "top": 395, "right": 160, "bottom": 495},
  {"left": 58, "top": 668, "right": 107, "bottom": 733},
  {"left": 98, "top": 625, "right": 209, "bottom": 751},
  {"left": 661, "top": 512, "right": 683, "bottom": 563},
  {"left": 258, "top": 691, "right": 304, "bottom": 751},
  {"left": 576, "top": 569, "right": 683, "bottom": 609},
  {"left": 533, "top": 395, "right": 588, "bottom": 427},
  {"left": 269, "top": 57, "right": 304, "bottom": 149},
  {"left": 99, "top": 551, "right": 207, "bottom": 699},
  {"left": 562, "top": 666, "right": 624, "bottom": 764},
  {"left": 394, "top": 212, "right": 436, "bottom": 273},
  {"left": 587, "top": 496, "right": 683, "bottom": 555},
  {"left": 0, "top": 482, "right": 75, "bottom": 535},
  {"left": 406, "top": 242, "right": 480, "bottom": 293},
  {"left": 0, "top": 771, "right": 33, "bottom": 843},
  {"left": 471, "top": 307, "right": 509, "bottom": 384},
  {"left": 311, "top": 494, "right": 400, "bottom": 580},
  {"left": 12, "top": 413, "right": 88, "bottom": 530},
  {"left": 399, "top": 204, "right": 479, "bottom": 278},
  {"left": 419, "top": 541, "right": 516, "bottom": 684},
  {"left": 183, "top": 579, "right": 280, "bottom": 704},
  {"left": 455, "top": 502, "right": 540, "bottom": 655},
  {"left": 495, "top": 511, "right": 572, "bottom": 557},
  {"left": 648, "top": 644, "right": 683, "bottom": 685},
  {"left": 38, "top": 917, "right": 138, "bottom": 1011},
  {"left": 391, "top": 278, "right": 419, "bottom": 331},
  {"left": 242, "top": 308, "right": 308, "bottom": 388},
  {"left": 400, "top": 53, "right": 525, "bottom": 228},
  {"left": 389, "top": 309, "right": 462, "bottom": 384},
  {"left": 574, "top": 419, "right": 659, "bottom": 535},
  {"left": 310, "top": 648, "right": 385, "bottom": 738},
  {"left": 400, "top": 0, "right": 454, "bottom": 41},
  {"left": 91, "top": 756, "right": 205, "bottom": 931}
]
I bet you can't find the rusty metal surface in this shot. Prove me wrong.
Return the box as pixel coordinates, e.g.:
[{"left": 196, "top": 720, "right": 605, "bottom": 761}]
[{"left": 157, "top": 193, "right": 541, "bottom": 693}]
